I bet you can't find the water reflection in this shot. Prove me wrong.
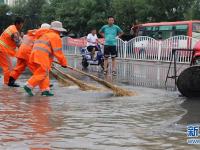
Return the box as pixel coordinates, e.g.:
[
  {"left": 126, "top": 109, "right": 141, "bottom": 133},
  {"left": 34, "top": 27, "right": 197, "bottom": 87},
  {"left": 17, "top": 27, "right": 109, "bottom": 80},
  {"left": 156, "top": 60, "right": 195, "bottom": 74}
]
[
  {"left": 0, "top": 87, "right": 61, "bottom": 149},
  {"left": 178, "top": 98, "right": 200, "bottom": 125},
  {"left": 1, "top": 56, "right": 200, "bottom": 149},
  {"left": 67, "top": 56, "right": 189, "bottom": 90},
  {"left": 26, "top": 99, "right": 53, "bottom": 133}
]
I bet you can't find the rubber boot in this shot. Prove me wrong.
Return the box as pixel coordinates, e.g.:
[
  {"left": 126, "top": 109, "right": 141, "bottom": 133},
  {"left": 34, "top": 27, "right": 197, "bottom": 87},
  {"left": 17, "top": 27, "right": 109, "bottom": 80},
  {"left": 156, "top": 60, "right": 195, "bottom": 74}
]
[
  {"left": 24, "top": 85, "right": 34, "bottom": 96},
  {"left": 41, "top": 91, "right": 54, "bottom": 96},
  {"left": 8, "top": 77, "right": 20, "bottom": 87}
]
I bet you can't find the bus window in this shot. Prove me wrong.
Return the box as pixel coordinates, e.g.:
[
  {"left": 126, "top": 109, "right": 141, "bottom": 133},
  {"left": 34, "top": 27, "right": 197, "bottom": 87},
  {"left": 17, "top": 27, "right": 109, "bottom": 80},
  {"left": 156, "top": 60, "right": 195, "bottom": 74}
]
[
  {"left": 158, "top": 25, "right": 173, "bottom": 40},
  {"left": 142, "top": 26, "right": 159, "bottom": 39},
  {"left": 159, "top": 26, "right": 173, "bottom": 30},
  {"left": 143, "top": 26, "right": 152, "bottom": 37},
  {"left": 151, "top": 26, "right": 159, "bottom": 39},
  {"left": 152, "top": 26, "right": 159, "bottom": 31},
  {"left": 138, "top": 27, "right": 144, "bottom": 36},
  {"left": 174, "top": 24, "right": 188, "bottom": 36},
  {"left": 145, "top": 27, "right": 152, "bottom": 31},
  {"left": 192, "top": 23, "right": 200, "bottom": 39}
]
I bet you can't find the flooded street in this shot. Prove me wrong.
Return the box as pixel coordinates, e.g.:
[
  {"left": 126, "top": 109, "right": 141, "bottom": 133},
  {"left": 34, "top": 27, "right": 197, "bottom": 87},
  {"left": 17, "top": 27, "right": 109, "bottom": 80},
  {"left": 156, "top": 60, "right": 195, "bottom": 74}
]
[{"left": 0, "top": 56, "right": 200, "bottom": 150}]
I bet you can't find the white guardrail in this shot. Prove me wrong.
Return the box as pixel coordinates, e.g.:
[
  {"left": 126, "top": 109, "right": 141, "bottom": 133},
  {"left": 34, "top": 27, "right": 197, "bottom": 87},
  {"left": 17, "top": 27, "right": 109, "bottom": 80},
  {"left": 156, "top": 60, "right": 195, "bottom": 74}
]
[{"left": 62, "top": 35, "right": 200, "bottom": 63}]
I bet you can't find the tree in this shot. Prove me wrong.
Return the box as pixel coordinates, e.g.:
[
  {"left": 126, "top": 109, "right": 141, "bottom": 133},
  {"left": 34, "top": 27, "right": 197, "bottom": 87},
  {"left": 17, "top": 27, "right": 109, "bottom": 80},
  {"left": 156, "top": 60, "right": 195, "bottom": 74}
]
[
  {"left": 147, "top": 0, "right": 195, "bottom": 22},
  {"left": 185, "top": 0, "right": 200, "bottom": 20},
  {"left": 0, "top": 0, "right": 4, "bottom": 4},
  {"left": 111, "top": 0, "right": 149, "bottom": 33},
  {"left": 8, "top": 0, "right": 200, "bottom": 36},
  {"left": 12, "top": 0, "right": 47, "bottom": 31},
  {"left": 25, "top": 0, "right": 47, "bottom": 28},
  {"left": 41, "top": 0, "right": 111, "bottom": 36},
  {"left": 0, "top": 4, "right": 12, "bottom": 33}
]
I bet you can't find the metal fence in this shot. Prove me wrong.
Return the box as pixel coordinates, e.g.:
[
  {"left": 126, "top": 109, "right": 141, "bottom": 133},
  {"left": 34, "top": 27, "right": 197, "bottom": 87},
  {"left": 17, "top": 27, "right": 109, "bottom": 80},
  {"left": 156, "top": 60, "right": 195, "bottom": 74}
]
[
  {"left": 125, "top": 36, "right": 160, "bottom": 61},
  {"left": 62, "top": 36, "right": 200, "bottom": 63},
  {"left": 62, "top": 37, "right": 84, "bottom": 56},
  {"left": 160, "top": 35, "right": 199, "bottom": 63}
]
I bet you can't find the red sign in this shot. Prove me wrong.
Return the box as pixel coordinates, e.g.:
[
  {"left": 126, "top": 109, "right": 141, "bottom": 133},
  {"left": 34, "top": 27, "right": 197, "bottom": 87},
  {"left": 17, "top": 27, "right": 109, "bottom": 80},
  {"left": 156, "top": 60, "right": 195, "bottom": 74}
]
[
  {"left": 65, "top": 37, "right": 105, "bottom": 47},
  {"left": 66, "top": 37, "right": 86, "bottom": 47}
]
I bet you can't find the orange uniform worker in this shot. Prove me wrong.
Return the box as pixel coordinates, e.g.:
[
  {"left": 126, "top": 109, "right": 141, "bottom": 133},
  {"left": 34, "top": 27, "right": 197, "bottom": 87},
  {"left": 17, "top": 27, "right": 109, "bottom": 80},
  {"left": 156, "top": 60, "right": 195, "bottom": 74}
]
[
  {"left": 24, "top": 21, "right": 68, "bottom": 96},
  {"left": 8, "top": 23, "right": 51, "bottom": 87},
  {"left": 0, "top": 17, "right": 24, "bottom": 85}
]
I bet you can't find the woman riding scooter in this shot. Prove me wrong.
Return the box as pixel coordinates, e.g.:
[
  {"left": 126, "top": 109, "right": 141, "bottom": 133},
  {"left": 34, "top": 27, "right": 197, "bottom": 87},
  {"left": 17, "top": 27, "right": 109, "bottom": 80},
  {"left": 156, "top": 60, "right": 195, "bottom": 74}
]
[{"left": 86, "top": 28, "right": 102, "bottom": 60}]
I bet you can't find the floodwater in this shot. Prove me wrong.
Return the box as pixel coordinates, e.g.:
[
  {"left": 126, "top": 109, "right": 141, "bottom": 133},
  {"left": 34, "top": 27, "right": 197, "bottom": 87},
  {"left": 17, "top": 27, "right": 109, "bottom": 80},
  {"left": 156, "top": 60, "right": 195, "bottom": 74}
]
[{"left": 0, "top": 56, "right": 200, "bottom": 150}]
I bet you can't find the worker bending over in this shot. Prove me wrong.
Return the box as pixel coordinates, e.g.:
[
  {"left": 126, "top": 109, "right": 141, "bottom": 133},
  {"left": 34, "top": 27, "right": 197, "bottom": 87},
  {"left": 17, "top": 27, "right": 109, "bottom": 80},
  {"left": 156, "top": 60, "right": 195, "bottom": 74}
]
[
  {"left": 8, "top": 23, "right": 51, "bottom": 87},
  {"left": 0, "top": 17, "right": 24, "bottom": 85},
  {"left": 24, "top": 21, "right": 67, "bottom": 96}
]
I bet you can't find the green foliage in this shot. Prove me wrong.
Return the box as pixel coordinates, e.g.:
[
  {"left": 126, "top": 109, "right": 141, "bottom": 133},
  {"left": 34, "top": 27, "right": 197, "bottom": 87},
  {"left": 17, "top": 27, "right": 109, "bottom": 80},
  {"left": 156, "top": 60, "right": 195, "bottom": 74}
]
[
  {"left": 0, "top": 0, "right": 4, "bottom": 4},
  {"left": 11, "top": 0, "right": 47, "bottom": 31},
  {"left": 0, "top": 4, "right": 12, "bottom": 33},
  {"left": 0, "top": 0, "right": 199, "bottom": 35},
  {"left": 147, "top": 0, "right": 195, "bottom": 22},
  {"left": 41, "top": 0, "right": 111, "bottom": 36},
  {"left": 185, "top": 0, "right": 200, "bottom": 20},
  {"left": 111, "top": 0, "right": 149, "bottom": 33}
]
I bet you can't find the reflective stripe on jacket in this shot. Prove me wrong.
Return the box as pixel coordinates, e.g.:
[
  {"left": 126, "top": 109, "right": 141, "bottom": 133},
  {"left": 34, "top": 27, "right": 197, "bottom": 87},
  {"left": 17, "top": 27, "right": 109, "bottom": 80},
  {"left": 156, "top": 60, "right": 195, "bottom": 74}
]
[
  {"left": 16, "top": 30, "right": 36, "bottom": 61},
  {"left": 29, "top": 30, "right": 67, "bottom": 69},
  {"left": 0, "top": 25, "right": 22, "bottom": 56}
]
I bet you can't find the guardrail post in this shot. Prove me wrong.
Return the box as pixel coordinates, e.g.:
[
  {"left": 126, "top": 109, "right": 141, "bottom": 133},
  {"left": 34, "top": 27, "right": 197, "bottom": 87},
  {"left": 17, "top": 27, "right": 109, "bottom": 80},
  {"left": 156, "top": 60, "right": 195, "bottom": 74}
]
[
  {"left": 75, "top": 46, "right": 77, "bottom": 55},
  {"left": 124, "top": 41, "right": 127, "bottom": 59},
  {"left": 158, "top": 40, "right": 162, "bottom": 61}
]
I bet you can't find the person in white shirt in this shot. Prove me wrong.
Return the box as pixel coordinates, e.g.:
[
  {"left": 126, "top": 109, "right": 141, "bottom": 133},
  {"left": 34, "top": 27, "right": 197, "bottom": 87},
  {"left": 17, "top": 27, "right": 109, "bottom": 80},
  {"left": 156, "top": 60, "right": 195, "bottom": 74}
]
[{"left": 87, "top": 28, "right": 99, "bottom": 60}]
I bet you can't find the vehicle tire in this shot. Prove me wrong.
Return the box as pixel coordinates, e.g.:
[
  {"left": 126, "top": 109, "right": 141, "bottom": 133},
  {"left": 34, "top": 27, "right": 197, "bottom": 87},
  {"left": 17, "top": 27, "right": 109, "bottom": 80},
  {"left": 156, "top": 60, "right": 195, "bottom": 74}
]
[
  {"left": 97, "top": 58, "right": 104, "bottom": 69},
  {"left": 82, "top": 58, "right": 89, "bottom": 69},
  {"left": 177, "top": 65, "right": 200, "bottom": 97}
]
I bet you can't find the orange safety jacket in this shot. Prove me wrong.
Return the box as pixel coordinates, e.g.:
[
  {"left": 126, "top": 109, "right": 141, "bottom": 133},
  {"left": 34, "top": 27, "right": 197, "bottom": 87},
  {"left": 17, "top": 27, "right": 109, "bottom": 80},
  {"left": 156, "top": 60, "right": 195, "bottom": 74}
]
[
  {"left": 0, "top": 25, "right": 22, "bottom": 56},
  {"left": 29, "top": 29, "right": 67, "bottom": 69},
  {"left": 16, "top": 30, "right": 36, "bottom": 61}
]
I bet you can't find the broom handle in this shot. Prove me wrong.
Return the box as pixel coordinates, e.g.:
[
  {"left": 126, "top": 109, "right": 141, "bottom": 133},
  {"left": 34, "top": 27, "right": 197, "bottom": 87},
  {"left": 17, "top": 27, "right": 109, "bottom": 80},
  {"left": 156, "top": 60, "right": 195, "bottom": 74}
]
[
  {"left": 53, "top": 61, "right": 74, "bottom": 70},
  {"left": 53, "top": 61, "right": 108, "bottom": 82},
  {"left": 52, "top": 61, "right": 134, "bottom": 96},
  {"left": 53, "top": 61, "right": 116, "bottom": 89},
  {"left": 52, "top": 65, "right": 99, "bottom": 91}
]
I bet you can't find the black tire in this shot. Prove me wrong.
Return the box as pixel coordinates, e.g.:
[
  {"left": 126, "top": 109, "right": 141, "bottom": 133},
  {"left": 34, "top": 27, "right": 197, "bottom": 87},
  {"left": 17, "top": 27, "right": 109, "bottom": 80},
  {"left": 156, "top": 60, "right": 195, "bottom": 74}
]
[
  {"left": 98, "top": 59, "right": 104, "bottom": 69},
  {"left": 177, "top": 65, "right": 200, "bottom": 97},
  {"left": 82, "top": 58, "right": 89, "bottom": 69}
]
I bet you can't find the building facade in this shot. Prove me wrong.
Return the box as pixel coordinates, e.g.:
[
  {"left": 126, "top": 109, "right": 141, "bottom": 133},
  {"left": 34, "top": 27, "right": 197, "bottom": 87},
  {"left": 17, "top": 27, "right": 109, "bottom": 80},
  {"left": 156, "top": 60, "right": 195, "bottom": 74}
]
[
  {"left": 4, "top": 0, "right": 21, "bottom": 6},
  {"left": 2, "top": 0, "right": 48, "bottom": 6}
]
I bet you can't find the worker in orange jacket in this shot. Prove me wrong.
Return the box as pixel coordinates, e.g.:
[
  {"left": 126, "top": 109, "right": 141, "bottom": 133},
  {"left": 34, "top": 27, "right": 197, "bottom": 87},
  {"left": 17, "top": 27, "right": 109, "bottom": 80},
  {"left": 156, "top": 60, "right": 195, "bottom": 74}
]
[
  {"left": 8, "top": 23, "right": 51, "bottom": 87},
  {"left": 24, "top": 21, "right": 68, "bottom": 96},
  {"left": 0, "top": 17, "right": 24, "bottom": 85}
]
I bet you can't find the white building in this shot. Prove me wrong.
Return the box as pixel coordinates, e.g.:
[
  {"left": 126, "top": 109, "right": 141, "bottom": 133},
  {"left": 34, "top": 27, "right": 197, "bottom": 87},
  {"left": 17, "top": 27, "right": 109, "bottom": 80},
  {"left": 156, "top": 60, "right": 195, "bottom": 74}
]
[
  {"left": 3, "top": 0, "right": 48, "bottom": 6},
  {"left": 4, "top": 0, "right": 25, "bottom": 6},
  {"left": 4, "top": 0, "right": 14, "bottom": 5}
]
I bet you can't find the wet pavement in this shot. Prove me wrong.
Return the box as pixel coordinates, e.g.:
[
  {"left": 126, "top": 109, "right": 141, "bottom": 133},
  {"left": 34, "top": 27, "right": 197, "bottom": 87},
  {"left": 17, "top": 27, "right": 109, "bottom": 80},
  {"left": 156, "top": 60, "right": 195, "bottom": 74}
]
[{"left": 0, "top": 56, "right": 200, "bottom": 150}]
